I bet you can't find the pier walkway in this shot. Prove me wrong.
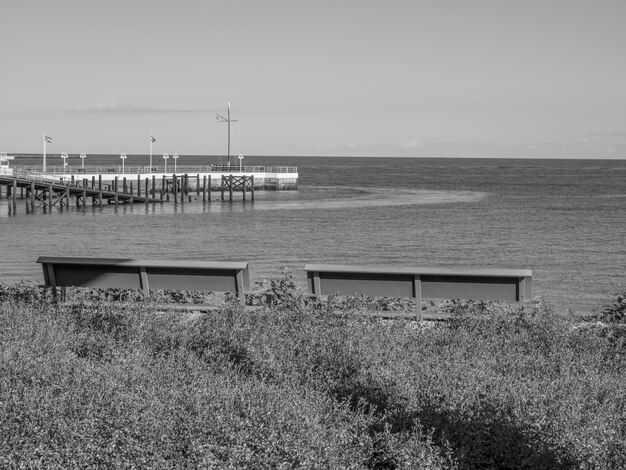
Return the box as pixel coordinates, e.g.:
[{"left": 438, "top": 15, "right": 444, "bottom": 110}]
[{"left": 0, "top": 174, "right": 161, "bottom": 209}]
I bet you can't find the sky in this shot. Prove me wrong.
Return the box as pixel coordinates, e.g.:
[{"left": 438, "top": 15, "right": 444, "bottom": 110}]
[{"left": 1, "top": 0, "right": 625, "bottom": 158}]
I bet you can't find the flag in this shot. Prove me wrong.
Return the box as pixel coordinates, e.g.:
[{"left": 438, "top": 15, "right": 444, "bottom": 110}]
[
  {"left": 44, "top": 135, "right": 52, "bottom": 143},
  {"left": 150, "top": 135, "right": 156, "bottom": 143}
]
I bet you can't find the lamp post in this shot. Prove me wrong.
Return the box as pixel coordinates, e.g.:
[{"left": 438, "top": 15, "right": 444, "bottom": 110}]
[
  {"left": 238, "top": 154, "right": 244, "bottom": 172},
  {"left": 80, "top": 153, "right": 86, "bottom": 170},
  {"left": 163, "top": 153, "right": 169, "bottom": 173},
  {"left": 120, "top": 153, "right": 127, "bottom": 174},
  {"left": 173, "top": 153, "right": 179, "bottom": 172},
  {"left": 61, "top": 152, "right": 68, "bottom": 169}
]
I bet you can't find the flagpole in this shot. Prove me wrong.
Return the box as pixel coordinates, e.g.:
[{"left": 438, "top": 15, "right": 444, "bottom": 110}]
[{"left": 43, "top": 132, "right": 47, "bottom": 173}]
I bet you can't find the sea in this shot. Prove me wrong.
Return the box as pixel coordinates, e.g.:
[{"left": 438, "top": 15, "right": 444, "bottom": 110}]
[{"left": 1, "top": 155, "right": 625, "bottom": 315}]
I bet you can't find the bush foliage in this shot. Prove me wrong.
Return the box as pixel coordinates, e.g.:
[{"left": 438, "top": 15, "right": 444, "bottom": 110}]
[{"left": 1, "top": 278, "right": 625, "bottom": 469}]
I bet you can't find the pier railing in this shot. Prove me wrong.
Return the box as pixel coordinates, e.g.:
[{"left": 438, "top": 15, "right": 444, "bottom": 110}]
[{"left": 16, "top": 165, "right": 297, "bottom": 176}]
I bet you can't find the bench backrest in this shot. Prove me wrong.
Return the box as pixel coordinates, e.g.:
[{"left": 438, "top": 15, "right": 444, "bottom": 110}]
[
  {"left": 305, "top": 264, "right": 532, "bottom": 317},
  {"left": 37, "top": 256, "right": 250, "bottom": 305}
]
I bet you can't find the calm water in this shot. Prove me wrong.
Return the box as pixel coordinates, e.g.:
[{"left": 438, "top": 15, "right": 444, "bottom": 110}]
[{"left": 1, "top": 156, "right": 625, "bottom": 314}]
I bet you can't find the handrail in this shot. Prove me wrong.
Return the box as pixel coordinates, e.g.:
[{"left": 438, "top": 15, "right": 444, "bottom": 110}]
[{"left": 15, "top": 165, "right": 298, "bottom": 175}]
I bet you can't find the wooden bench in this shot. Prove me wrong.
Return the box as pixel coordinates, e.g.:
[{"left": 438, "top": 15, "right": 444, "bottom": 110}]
[
  {"left": 37, "top": 256, "right": 250, "bottom": 306},
  {"left": 305, "top": 264, "right": 532, "bottom": 320}
]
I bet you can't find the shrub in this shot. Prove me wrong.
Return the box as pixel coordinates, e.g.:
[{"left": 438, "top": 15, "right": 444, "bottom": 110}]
[
  {"left": 592, "top": 291, "right": 626, "bottom": 324},
  {"left": 2, "top": 283, "right": 626, "bottom": 468}
]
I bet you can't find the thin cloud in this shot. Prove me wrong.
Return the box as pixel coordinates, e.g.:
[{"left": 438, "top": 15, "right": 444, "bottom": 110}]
[
  {"left": 67, "top": 102, "right": 219, "bottom": 114},
  {"left": 399, "top": 140, "right": 425, "bottom": 149},
  {"left": 587, "top": 132, "right": 626, "bottom": 138}
]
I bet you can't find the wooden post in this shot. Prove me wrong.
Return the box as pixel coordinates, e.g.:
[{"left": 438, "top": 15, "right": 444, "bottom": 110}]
[
  {"left": 65, "top": 184, "right": 70, "bottom": 208},
  {"left": 251, "top": 175, "right": 255, "bottom": 201},
  {"left": 137, "top": 175, "right": 141, "bottom": 197},
  {"left": 98, "top": 174, "right": 102, "bottom": 190},
  {"left": 12, "top": 178, "right": 17, "bottom": 207},
  {"left": 114, "top": 177, "right": 118, "bottom": 193},
  {"left": 30, "top": 181, "right": 35, "bottom": 207},
  {"left": 98, "top": 190, "right": 102, "bottom": 206},
  {"left": 71, "top": 175, "right": 75, "bottom": 185},
  {"left": 196, "top": 174, "right": 200, "bottom": 197},
  {"left": 180, "top": 175, "right": 186, "bottom": 204},
  {"left": 152, "top": 175, "right": 156, "bottom": 198},
  {"left": 229, "top": 174, "right": 233, "bottom": 201},
  {"left": 92, "top": 176, "right": 96, "bottom": 189},
  {"left": 208, "top": 175, "right": 211, "bottom": 202},
  {"left": 173, "top": 174, "right": 178, "bottom": 203},
  {"left": 123, "top": 177, "right": 127, "bottom": 193},
  {"left": 48, "top": 183, "right": 53, "bottom": 210},
  {"left": 161, "top": 175, "right": 166, "bottom": 197},
  {"left": 114, "top": 180, "right": 119, "bottom": 206},
  {"left": 82, "top": 187, "right": 87, "bottom": 209},
  {"left": 242, "top": 176, "right": 246, "bottom": 201},
  {"left": 145, "top": 178, "right": 149, "bottom": 206},
  {"left": 202, "top": 176, "right": 207, "bottom": 202},
  {"left": 221, "top": 175, "right": 225, "bottom": 200},
  {"left": 184, "top": 173, "right": 189, "bottom": 198}
]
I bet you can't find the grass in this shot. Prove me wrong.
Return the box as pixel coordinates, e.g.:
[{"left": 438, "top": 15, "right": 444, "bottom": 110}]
[{"left": 1, "top": 278, "right": 625, "bottom": 469}]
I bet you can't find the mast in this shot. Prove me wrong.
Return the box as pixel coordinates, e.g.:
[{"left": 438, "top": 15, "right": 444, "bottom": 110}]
[{"left": 216, "top": 101, "right": 238, "bottom": 166}]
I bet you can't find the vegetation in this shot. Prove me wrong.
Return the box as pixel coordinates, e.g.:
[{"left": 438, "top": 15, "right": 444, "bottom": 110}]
[{"left": 1, "top": 278, "right": 625, "bottom": 469}]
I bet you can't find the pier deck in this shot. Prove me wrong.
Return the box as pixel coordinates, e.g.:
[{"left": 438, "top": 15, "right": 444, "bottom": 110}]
[{"left": 0, "top": 175, "right": 161, "bottom": 208}]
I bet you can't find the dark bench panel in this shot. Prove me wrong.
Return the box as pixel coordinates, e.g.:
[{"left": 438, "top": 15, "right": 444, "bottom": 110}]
[
  {"left": 51, "top": 265, "right": 142, "bottom": 290},
  {"left": 421, "top": 276, "right": 520, "bottom": 302},
  {"left": 145, "top": 268, "right": 240, "bottom": 292},
  {"left": 308, "top": 272, "right": 415, "bottom": 298}
]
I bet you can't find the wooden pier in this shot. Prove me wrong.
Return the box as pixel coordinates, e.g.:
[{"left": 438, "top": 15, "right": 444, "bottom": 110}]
[
  {"left": 0, "top": 172, "right": 259, "bottom": 212},
  {"left": 0, "top": 175, "right": 161, "bottom": 210}
]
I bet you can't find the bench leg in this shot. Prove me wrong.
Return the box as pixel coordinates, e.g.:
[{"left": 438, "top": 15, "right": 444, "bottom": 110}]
[
  {"left": 414, "top": 275, "right": 422, "bottom": 321},
  {"left": 518, "top": 277, "right": 526, "bottom": 306},
  {"left": 236, "top": 270, "right": 246, "bottom": 306}
]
